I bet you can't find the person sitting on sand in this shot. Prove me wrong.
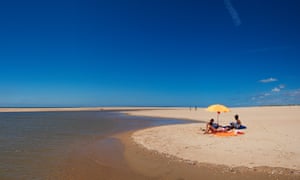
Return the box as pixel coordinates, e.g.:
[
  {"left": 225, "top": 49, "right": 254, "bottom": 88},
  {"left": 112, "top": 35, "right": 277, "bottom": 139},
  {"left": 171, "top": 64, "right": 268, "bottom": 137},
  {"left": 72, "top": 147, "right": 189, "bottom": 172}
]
[
  {"left": 204, "top": 118, "right": 216, "bottom": 134},
  {"left": 230, "top": 114, "right": 242, "bottom": 129},
  {"left": 204, "top": 118, "right": 228, "bottom": 134}
]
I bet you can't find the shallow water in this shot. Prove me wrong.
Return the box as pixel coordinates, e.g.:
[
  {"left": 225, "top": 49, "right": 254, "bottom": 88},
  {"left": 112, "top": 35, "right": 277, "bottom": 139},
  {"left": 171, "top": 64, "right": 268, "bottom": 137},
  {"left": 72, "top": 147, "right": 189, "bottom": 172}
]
[{"left": 0, "top": 111, "right": 187, "bottom": 180}]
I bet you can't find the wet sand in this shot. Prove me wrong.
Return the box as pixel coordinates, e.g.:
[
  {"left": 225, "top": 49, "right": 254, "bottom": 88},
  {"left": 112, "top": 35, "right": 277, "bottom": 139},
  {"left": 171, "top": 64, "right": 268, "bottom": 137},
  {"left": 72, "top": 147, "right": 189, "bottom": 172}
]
[
  {"left": 51, "top": 137, "right": 145, "bottom": 180},
  {"left": 56, "top": 130, "right": 298, "bottom": 180},
  {"left": 120, "top": 131, "right": 299, "bottom": 180},
  {"left": 53, "top": 130, "right": 299, "bottom": 180}
]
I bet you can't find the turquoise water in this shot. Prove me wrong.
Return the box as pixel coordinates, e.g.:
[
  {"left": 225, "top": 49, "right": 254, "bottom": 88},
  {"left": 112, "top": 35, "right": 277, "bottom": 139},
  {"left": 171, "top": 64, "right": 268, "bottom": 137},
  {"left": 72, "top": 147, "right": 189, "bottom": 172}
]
[{"left": 0, "top": 111, "right": 186, "bottom": 179}]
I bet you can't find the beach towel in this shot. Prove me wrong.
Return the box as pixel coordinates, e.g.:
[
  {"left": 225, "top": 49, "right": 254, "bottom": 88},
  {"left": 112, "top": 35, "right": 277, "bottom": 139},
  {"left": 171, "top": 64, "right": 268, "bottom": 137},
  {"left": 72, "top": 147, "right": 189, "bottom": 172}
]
[{"left": 213, "top": 131, "right": 245, "bottom": 137}]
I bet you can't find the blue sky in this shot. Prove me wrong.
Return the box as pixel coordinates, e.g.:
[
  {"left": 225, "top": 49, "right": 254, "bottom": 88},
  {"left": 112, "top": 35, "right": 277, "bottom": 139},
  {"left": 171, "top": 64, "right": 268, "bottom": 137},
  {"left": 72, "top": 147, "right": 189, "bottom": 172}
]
[{"left": 0, "top": 0, "right": 300, "bottom": 107}]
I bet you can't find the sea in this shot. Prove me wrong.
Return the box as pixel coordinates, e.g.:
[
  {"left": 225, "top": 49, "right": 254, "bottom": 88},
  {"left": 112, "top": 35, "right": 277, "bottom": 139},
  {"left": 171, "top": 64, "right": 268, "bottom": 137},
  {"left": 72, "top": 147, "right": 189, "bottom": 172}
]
[{"left": 0, "top": 110, "right": 187, "bottom": 179}]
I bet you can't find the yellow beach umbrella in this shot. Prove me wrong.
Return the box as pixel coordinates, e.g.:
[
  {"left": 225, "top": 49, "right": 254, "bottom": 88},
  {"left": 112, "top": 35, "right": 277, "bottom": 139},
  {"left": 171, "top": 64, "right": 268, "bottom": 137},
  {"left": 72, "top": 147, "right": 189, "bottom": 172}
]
[{"left": 206, "top": 104, "right": 230, "bottom": 124}]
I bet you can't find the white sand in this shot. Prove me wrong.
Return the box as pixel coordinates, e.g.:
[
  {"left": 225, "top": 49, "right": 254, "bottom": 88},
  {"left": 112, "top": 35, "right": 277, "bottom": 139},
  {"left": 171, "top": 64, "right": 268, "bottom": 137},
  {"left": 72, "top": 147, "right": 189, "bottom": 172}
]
[{"left": 127, "top": 106, "right": 300, "bottom": 170}]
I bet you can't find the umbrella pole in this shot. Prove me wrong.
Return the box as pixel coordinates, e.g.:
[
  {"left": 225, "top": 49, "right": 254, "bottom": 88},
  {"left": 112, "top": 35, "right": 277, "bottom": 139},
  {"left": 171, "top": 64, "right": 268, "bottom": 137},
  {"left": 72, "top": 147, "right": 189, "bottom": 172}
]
[{"left": 217, "top": 112, "right": 220, "bottom": 125}]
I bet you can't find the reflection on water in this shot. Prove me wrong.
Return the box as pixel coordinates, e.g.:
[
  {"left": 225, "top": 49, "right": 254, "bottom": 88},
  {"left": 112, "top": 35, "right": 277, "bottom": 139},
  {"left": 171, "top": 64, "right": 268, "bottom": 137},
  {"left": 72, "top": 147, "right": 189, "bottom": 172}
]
[{"left": 0, "top": 111, "right": 187, "bottom": 179}]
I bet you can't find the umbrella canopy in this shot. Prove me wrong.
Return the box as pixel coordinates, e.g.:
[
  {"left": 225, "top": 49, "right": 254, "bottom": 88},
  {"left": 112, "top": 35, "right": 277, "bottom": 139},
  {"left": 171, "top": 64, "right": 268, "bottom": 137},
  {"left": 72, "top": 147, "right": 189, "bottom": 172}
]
[{"left": 206, "top": 104, "right": 230, "bottom": 124}]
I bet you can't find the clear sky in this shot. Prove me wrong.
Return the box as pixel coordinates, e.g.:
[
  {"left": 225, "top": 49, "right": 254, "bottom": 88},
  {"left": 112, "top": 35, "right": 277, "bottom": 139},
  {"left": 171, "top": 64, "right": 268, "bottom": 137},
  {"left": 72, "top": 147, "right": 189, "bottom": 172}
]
[{"left": 0, "top": 0, "right": 300, "bottom": 107}]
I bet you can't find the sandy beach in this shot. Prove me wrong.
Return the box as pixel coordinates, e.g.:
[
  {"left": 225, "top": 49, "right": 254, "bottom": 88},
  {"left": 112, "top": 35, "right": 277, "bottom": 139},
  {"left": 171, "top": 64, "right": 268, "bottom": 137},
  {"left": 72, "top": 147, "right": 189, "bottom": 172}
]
[{"left": 125, "top": 106, "right": 300, "bottom": 174}]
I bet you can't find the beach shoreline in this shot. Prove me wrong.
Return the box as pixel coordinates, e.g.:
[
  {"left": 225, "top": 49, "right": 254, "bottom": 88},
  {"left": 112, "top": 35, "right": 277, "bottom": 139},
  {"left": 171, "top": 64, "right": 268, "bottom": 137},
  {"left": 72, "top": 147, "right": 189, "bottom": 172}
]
[
  {"left": 119, "top": 130, "right": 299, "bottom": 179},
  {"left": 123, "top": 106, "right": 300, "bottom": 176},
  {"left": 1, "top": 106, "right": 299, "bottom": 178},
  {"left": 0, "top": 107, "right": 180, "bottom": 113}
]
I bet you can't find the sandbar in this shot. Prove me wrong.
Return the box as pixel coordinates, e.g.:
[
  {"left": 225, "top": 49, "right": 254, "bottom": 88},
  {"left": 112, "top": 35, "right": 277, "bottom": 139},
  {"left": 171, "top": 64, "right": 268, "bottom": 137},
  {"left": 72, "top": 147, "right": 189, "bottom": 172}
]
[{"left": 125, "top": 106, "right": 300, "bottom": 174}]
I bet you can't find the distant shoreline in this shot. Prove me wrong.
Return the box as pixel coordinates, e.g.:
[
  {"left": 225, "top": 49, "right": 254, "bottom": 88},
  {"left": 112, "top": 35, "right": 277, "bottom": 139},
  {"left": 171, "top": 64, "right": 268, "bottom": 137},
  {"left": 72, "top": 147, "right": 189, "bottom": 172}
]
[
  {"left": 0, "top": 107, "right": 180, "bottom": 113},
  {"left": 0, "top": 104, "right": 299, "bottom": 113},
  {"left": 1, "top": 104, "right": 299, "bottom": 108}
]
